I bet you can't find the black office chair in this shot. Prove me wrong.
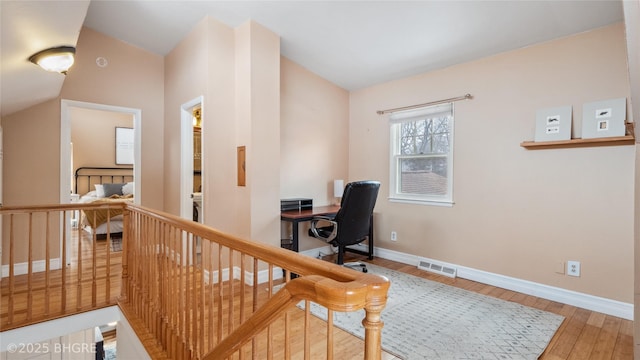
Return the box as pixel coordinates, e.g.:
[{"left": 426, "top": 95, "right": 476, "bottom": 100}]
[{"left": 308, "top": 180, "right": 380, "bottom": 272}]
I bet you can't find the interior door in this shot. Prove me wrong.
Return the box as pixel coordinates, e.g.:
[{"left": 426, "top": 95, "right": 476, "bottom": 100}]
[
  {"left": 193, "top": 126, "right": 202, "bottom": 223},
  {"left": 180, "top": 97, "right": 204, "bottom": 223}
]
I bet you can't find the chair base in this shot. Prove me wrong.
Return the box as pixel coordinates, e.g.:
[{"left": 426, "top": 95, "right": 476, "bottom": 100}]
[{"left": 343, "top": 261, "right": 368, "bottom": 273}]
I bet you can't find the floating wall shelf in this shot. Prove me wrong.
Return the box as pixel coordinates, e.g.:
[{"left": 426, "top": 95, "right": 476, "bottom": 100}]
[{"left": 521, "top": 123, "right": 636, "bottom": 150}]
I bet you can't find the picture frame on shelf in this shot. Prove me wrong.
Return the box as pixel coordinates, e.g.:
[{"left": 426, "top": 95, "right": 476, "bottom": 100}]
[
  {"left": 581, "top": 98, "right": 626, "bottom": 139},
  {"left": 534, "top": 106, "right": 572, "bottom": 142}
]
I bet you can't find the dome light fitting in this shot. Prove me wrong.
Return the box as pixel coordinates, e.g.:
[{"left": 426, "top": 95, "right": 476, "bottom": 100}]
[{"left": 29, "top": 46, "right": 76, "bottom": 74}]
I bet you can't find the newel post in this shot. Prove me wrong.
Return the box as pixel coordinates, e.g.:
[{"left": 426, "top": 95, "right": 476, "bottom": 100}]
[{"left": 362, "top": 281, "right": 390, "bottom": 360}]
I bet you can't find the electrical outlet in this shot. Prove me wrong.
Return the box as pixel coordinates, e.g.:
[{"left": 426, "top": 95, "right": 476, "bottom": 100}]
[
  {"left": 390, "top": 231, "right": 397, "bottom": 241},
  {"left": 567, "top": 261, "right": 580, "bottom": 277}
]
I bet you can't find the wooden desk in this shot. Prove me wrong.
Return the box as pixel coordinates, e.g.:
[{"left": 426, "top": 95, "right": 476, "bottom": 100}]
[
  {"left": 281, "top": 205, "right": 339, "bottom": 252},
  {"left": 280, "top": 204, "right": 374, "bottom": 260}
]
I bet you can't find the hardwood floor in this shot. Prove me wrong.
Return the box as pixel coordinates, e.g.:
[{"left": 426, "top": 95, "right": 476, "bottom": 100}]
[
  {"left": 352, "top": 255, "right": 634, "bottom": 360},
  {"left": 2, "top": 232, "right": 633, "bottom": 359},
  {"left": 1, "top": 229, "right": 122, "bottom": 329}
]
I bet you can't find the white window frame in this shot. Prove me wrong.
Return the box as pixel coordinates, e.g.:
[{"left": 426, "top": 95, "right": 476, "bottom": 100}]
[{"left": 389, "top": 103, "right": 454, "bottom": 206}]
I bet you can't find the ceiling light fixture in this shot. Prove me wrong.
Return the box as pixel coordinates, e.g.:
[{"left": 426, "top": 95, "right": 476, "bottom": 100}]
[{"left": 28, "top": 46, "right": 76, "bottom": 74}]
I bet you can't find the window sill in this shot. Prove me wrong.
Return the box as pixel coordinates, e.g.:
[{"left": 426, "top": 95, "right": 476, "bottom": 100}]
[{"left": 388, "top": 198, "right": 454, "bottom": 207}]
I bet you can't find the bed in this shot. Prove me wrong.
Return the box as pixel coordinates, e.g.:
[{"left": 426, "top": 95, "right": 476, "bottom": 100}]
[{"left": 74, "top": 167, "right": 134, "bottom": 239}]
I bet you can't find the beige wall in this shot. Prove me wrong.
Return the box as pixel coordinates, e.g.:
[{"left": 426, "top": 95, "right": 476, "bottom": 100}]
[
  {"left": 2, "top": 99, "right": 62, "bottom": 262},
  {"left": 164, "top": 18, "right": 282, "bottom": 247},
  {"left": 3, "top": 99, "right": 61, "bottom": 206},
  {"left": 62, "top": 27, "right": 165, "bottom": 210},
  {"left": 350, "top": 22, "right": 634, "bottom": 302},
  {"left": 162, "top": 17, "right": 350, "bottom": 250},
  {"left": 71, "top": 107, "right": 133, "bottom": 187},
  {"left": 236, "top": 21, "right": 281, "bottom": 247},
  {"left": 623, "top": 0, "right": 640, "bottom": 354},
  {"left": 280, "top": 57, "right": 350, "bottom": 250},
  {"left": 164, "top": 17, "right": 210, "bottom": 218},
  {"left": 2, "top": 27, "right": 164, "bottom": 263}
]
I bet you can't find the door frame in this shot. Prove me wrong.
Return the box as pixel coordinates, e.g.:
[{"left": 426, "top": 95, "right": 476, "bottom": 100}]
[
  {"left": 180, "top": 96, "right": 204, "bottom": 222},
  {"left": 60, "top": 100, "right": 142, "bottom": 204},
  {"left": 60, "top": 100, "right": 141, "bottom": 264}
]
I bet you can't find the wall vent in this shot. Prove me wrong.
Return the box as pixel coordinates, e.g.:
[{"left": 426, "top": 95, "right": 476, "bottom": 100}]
[{"left": 418, "top": 258, "right": 457, "bottom": 278}]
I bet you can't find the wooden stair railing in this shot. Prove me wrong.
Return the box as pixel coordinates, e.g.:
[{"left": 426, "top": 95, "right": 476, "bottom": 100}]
[
  {"left": 203, "top": 275, "right": 388, "bottom": 360},
  {"left": 124, "top": 204, "right": 390, "bottom": 359},
  {"left": 1, "top": 203, "right": 390, "bottom": 359},
  {"left": 1, "top": 202, "right": 127, "bottom": 330}
]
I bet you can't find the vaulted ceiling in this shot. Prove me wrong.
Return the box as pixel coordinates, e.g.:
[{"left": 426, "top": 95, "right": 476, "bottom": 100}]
[{"left": 1, "top": 1, "right": 625, "bottom": 117}]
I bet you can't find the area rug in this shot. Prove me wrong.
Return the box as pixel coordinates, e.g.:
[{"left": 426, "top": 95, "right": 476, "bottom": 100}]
[{"left": 299, "top": 264, "right": 564, "bottom": 360}]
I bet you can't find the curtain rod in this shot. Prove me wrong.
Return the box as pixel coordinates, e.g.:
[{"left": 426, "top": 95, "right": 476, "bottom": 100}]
[{"left": 376, "top": 93, "right": 473, "bottom": 115}]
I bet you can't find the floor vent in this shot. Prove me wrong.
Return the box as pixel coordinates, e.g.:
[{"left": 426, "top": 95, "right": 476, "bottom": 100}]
[{"left": 418, "top": 258, "right": 457, "bottom": 278}]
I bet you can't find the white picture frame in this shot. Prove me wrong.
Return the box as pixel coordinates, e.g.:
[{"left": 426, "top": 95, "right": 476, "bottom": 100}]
[
  {"left": 581, "top": 98, "right": 626, "bottom": 139},
  {"left": 534, "top": 106, "right": 572, "bottom": 142},
  {"left": 115, "top": 127, "right": 134, "bottom": 165}
]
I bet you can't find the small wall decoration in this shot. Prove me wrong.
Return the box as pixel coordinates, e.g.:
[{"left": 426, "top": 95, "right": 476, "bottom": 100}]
[
  {"left": 534, "top": 106, "right": 572, "bottom": 142},
  {"left": 581, "top": 98, "right": 626, "bottom": 139},
  {"left": 237, "top": 146, "right": 246, "bottom": 187},
  {"left": 115, "top": 127, "right": 134, "bottom": 165}
]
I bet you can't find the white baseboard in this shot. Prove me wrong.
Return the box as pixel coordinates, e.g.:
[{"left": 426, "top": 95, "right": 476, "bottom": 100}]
[
  {"left": 306, "top": 245, "right": 633, "bottom": 320},
  {"left": 1, "top": 258, "right": 62, "bottom": 278},
  {"left": 202, "top": 266, "right": 284, "bottom": 285},
  {"left": 299, "top": 245, "right": 334, "bottom": 259}
]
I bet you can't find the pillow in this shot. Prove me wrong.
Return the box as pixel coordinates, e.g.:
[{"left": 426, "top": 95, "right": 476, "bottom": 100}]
[
  {"left": 122, "top": 182, "right": 134, "bottom": 196},
  {"left": 94, "top": 184, "right": 105, "bottom": 198},
  {"left": 103, "top": 183, "right": 126, "bottom": 197}
]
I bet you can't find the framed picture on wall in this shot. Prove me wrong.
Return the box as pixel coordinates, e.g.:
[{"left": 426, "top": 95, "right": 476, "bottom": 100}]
[
  {"left": 534, "top": 106, "right": 572, "bottom": 142},
  {"left": 115, "top": 127, "right": 134, "bottom": 165},
  {"left": 581, "top": 98, "right": 626, "bottom": 139}
]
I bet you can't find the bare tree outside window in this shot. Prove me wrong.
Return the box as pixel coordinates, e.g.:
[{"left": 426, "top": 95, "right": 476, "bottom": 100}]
[{"left": 390, "top": 104, "right": 454, "bottom": 203}]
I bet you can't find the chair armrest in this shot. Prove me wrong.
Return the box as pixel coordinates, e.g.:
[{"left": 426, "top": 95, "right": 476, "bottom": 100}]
[
  {"left": 309, "top": 217, "right": 338, "bottom": 242},
  {"left": 312, "top": 215, "right": 335, "bottom": 222}
]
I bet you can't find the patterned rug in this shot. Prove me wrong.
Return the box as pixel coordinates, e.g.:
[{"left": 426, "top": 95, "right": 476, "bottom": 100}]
[{"left": 299, "top": 264, "right": 564, "bottom": 360}]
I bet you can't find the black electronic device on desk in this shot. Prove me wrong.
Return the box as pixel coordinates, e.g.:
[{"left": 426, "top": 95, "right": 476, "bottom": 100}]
[{"left": 280, "top": 198, "right": 313, "bottom": 212}]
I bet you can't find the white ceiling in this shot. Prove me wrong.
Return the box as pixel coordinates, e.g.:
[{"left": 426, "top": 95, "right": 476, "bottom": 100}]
[{"left": 1, "top": 0, "right": 625, "bottom": 117}]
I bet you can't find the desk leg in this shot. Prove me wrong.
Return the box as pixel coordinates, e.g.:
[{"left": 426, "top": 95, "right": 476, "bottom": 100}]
[
  {"left": 292, "top": 221, "right": 299, "bottom": 252},
  {"left": 368, "top": 215, "right": 374, "bottom": 260}
]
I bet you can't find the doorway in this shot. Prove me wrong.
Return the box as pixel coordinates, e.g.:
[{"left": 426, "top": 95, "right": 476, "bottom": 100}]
[
  {"left": 180, "top": 96, "right": 204, "bottom": 223},
  {"left": 61, "top": 100, "right": 141, "bottom": 204},
  {"left": 60, "top": 100, "right": 141, "bottom": 262}
]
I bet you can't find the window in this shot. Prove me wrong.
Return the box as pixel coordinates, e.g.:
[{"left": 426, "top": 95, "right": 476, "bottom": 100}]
[{"left": 389, "top": 103, "right": 454, "bottom": 205}]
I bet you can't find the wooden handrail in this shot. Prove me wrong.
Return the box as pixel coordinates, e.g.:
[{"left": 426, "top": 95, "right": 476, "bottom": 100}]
[
  {"left": 0, "top": 202, "right": 127, "bottom": 213},
  {"left": 1, "top": 202, "right": 390, "bottom": 359},
  {"left": 204, "top": 275, "right": 389, "bottom": 359},
  {"left": 124, "top": 204, "right": 390, "bottom": 358},
  {"left": 0, "top": 203, "right": 125, "bottom": 331}
]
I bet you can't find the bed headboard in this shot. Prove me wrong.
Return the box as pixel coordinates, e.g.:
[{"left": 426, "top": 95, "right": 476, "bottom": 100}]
[{"left": 74, "top": 167, "right": 134, "bottom": 195}]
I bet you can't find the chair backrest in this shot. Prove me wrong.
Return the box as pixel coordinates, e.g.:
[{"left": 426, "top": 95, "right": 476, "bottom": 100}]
[{"left": 334, "top": 181, "right": 381, "bottom": 246}]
